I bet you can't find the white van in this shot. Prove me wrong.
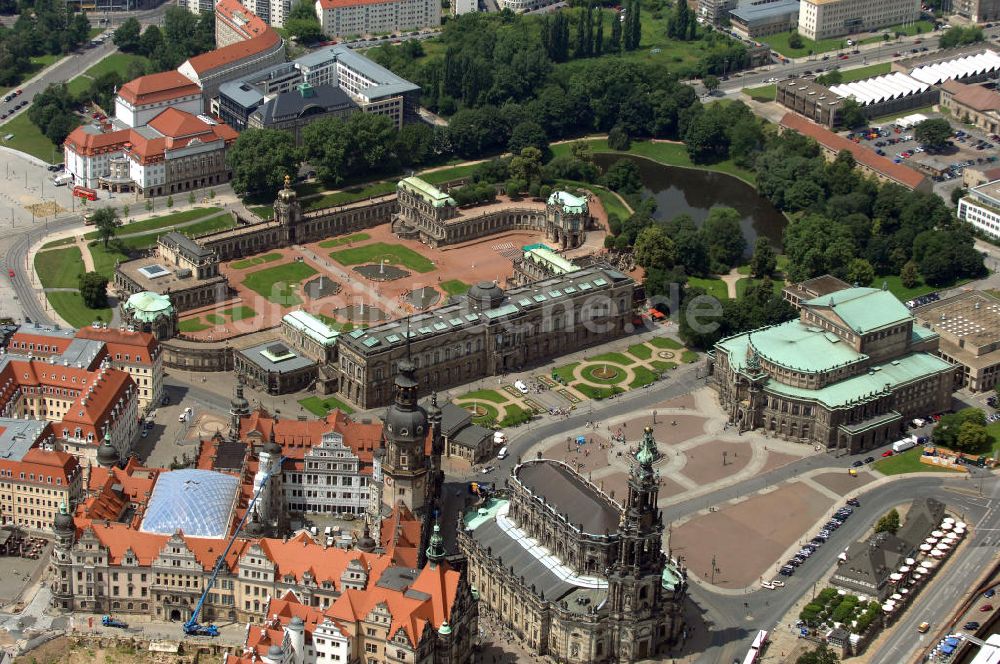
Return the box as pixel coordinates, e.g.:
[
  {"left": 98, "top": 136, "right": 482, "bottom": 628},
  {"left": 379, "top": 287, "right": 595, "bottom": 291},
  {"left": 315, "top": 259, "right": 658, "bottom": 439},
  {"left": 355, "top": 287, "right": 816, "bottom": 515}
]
[
  {"left": 497, "top": 446, "right": 508, "bottom": 460},
  {"left": 514, "top": 380, "right": 528, "bottom": 394},
  {"left": 178, "top": 412, "right": 187, "bottom": 422},
  {"left": 324, "top": 526, "right": 333, "bottom": 537}
]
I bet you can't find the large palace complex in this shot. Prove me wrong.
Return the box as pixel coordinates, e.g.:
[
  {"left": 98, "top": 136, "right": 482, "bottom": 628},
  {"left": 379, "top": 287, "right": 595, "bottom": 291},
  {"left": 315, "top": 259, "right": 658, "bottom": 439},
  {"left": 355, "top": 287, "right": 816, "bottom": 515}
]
[
  {"left": 112, "top": 174, "right": 636, "bottom": 408},
  {"left": 711, "top": 282, "right": 956, "bottom": 453}
]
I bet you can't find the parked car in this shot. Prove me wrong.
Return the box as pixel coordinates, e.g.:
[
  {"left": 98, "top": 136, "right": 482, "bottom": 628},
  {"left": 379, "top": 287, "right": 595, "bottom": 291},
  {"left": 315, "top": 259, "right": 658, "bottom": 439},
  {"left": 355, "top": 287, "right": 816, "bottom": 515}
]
[
  {"left": 882, "top": 450, "right": 894, "bottom": 457},
  {"left": 771, "top": 579, "right": 785, "bottom": 587},
  {"left": 964, "top": 621, "right": 981, "bottom": 631},
  {"left": 864, "top": 456, "right": 875, "bottom": 463},
  {"left": 918, "top": 622, "right": 930, "bottom": 633},
  {"left": 760, "top": 580, "right": 774, "bottom": 589},
  {"left": 851, "top": 460, "right": 864, "bottom": 467},
  {"left": 779, "top": 565, "right": 795, "bottom": 576},
  {"left": 846, "top": 498, "right": 860, "bottom": 507},
  {"left": 986, "top": 588, "right": 996, "bottom": 598},
  {"left": 980, "top": 604, "right": 993, "bottom": 612}
]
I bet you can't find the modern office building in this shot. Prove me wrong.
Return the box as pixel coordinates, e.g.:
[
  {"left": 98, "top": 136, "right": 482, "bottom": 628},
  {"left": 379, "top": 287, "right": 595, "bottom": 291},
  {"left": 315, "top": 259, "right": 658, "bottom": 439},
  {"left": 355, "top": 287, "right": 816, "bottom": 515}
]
[
  {"left": 711, "top": 287, "right": 957, "bottom": 453},
  {"left": 912, "top": 291, "right": 1000, "bottom": 393},
  {"left": 729, "top": 0, "right": 800, "bottom": 39},
  {"left": 459, "top": 428, "right": 687, "bottom": 662},
  {"left": 315, "top": 0, "right": 440, "bottom": 38},
  {"left": 954, "top": 0, "right": 1000, "bottom": 22},
  {"left": 797, "top": 0, "right": 920, "bottom": 41},
  {"left": 958, "top": 177, "right": 1000, "bottom": 240}
]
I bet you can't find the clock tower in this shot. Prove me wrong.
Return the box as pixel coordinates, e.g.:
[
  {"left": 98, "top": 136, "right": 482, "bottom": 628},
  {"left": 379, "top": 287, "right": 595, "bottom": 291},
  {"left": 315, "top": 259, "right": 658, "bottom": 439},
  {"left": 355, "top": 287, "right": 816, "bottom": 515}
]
[{"left": 380, "top": 352, "right": 430, "bottom": 516}]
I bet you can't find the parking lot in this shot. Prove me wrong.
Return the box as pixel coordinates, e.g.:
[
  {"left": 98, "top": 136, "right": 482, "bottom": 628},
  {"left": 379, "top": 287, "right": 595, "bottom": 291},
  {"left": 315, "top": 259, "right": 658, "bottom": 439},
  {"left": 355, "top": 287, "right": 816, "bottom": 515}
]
[{"left": 844, "top": 111, "right": 1000, "bottom": 200}]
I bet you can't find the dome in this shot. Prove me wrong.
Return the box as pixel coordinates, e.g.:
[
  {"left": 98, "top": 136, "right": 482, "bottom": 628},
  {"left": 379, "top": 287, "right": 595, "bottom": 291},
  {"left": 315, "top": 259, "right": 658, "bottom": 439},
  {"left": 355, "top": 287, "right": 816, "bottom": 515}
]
[
  {"left": 124, "top": 291, "right": 173, "bottom": 322},
  {"left": 467, "top": 281, "right": 504, "bottom": 310},
  {"left": 267, "top": 644, "right": 284, "bottom": 658},
  {"left": 263, "top": 439, "right": 282, "bottom": 456},
  {"left": 139, "top": 469, "right": 240, "bottom": 538},
  {"left": 357, "top": 524, "right": 376, "bottom": 552},
  {"left": 97, "top": 433, "right": 119, "bottom": 468},
  {"left": 288, "top": 616, "right": 305, "bottom": 630},
  {"left": 385, "top": 403, "right": 427, "bottom": 442},
  {"left": 547, "top": 190, "right": 588, "bottom": 215},
  {"left": 54, "top": 507, "right": 74, "bottom": 533}
]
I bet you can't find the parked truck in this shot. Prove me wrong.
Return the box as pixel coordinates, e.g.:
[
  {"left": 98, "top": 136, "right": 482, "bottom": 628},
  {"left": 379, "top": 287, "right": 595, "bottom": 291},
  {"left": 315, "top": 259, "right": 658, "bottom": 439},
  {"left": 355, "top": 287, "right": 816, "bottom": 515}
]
[{"left": 892, "top": 437, "right": 917, "bottom": 453}]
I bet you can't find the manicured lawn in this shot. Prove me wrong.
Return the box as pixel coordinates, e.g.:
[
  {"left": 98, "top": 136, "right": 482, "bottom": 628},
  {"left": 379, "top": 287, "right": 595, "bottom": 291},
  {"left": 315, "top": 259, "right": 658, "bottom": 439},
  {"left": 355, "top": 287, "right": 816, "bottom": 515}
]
[
  {"left": 440, "top": 279, "right": 470, "bottom": 296},
  {"left": 299, "top": 395, "right": 355, "bottom": 416},
  {"left": 764, "top": 31, "right": 849, "bottom": 58},
  {"left": 688, "top": 276, "right": 729, "bottom": 301},
  {"left": 66, "top": 76, "right": 92, "bottom": 97},
  {"left": 587, "top": 351, "right": 633, "bottom": 365},
  {"left": 835, "top": 62, "right": 891, "bottom": 84},
  {"left": 100, "top": 207, "right": 222, "bottom": 238},
  {"left": 681, "top": 350, "right": 700, "bottom": 364},
  {"left": 736, "top": 276, "right": 784, "bottom": 299},
  {"left": 470, "top": 402, "right": 501, "bottom": 425},
  {"left": 317, "top": 233, "right": 372, "bottom": 249},
  {"left": 650, "top": 337, "right": 682, "bottom": 350},
  {"left": 83, "top": 52, "right": 150, "bottom": 80},
  {"left": 35, "top": 246, "right": 84, "bottom": 289},
  {"left": 628, "top": 343, "right": 652, "bottom": 360},
  {"left": 242, "top": 262, "right": 318, "bottom": 306},
  {"left": 461, "top": 389, "right": 507, "bottom": 403},
  {"left": 179, "top": 318, "right": 211, "bottom": 333},
  {"left": 329, "top": 242, "right": 434, "bottom": 273},
  {"left": 629, "top": 366, "right": 658, "bottom": 389},
  {"left": 29, "top": 54, "right": 62, "bottom": 70},
  {"left": 557, "top": 178, "right": 633, "bottom": 220},
  {"left": 222, "top": 305, "right": 256, "bottom": 321},
  {"left": 303, "top": 182, "right": 396, "bottom": 211},
  {"left": 743, "top": 84, "right": 776, "bottom": 102},
  {"left": 206, "top": 314, "right": 225, "bottom": 325},
  {"left": 418, "top": 163, "right": 480, "bottom": 185},
  {"left": 552, "top": 362, "right": 579, "bottom": 383},
  {"left": 42, "top": 237, "right": 76, "bottom": 249},
  {"left": 88, "top": 242, "right": 130, "bottom": 279},
  {"left": 47, "top": 291, "right": 111, "bottom": 328},
  {"left": 868, "top": 274, "right": 971, "bottom": 302},
  {"left": 652, "top": 360, "right": 678, "bottom": 372},
  {"left": 860, "top": 21, "right": 935, "bottom": 42},
  {"left": 250, "top": 205, "right": 274, "bottom": 220},
  {"left": 581, "top": 363, "right": 628, "bottom": 384},
  {"left": 984, "top": 421, "right": 1000, "bottom": 460},
  {"left": 575, "top": 383, "right": 624, "bottom": 400},
  {"left": 0, "top": 111, "right": 71, "bottom": 163},
  {"left": 174, "top": 213, "right": 236, "bottom": 238},
  {"left": 872, "top": 448, "right": 962, "bottom": 475},
  {"left": 231, "top": 252, "right": 283, "bottom": 270}
]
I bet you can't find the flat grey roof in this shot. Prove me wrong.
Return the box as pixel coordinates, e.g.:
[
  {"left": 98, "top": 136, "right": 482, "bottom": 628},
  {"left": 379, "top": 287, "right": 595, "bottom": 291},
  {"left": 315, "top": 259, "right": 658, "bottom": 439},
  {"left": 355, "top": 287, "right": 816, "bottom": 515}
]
[
  {"left": 219, "top": 80, "right": 265, "bottom": 109},
  {"left": 453, "top": 423, "right": 492, "bottom": 448},
  {"left": 731, "top": 0, "right": 799, "bottom": 23},
  {"left": 238, "top": 341, "right": 316, "bottom": 373},
  {"left": 59, "top": 338, "right": 105, "bottom": 368},
  {"left": 515, "top": 461, "right": 620, "bottom": 535},
  {"left": 325, "top": 46, "right": 420, "bottom": 99},
  {"left": 161, "top": 231, "right": 213, "bottom": 259},
  {"left": 13, "top": 323, "right": 75, "bottom": 340},
  {"left": 0, "top": 418, "right": 48, "bottom": 462}
]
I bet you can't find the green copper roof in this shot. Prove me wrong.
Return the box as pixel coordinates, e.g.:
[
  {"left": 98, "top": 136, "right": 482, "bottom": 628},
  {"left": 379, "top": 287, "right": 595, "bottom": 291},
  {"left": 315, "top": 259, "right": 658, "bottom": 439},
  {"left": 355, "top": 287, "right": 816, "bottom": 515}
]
[
  {"left": 524, "top": 247, "right": 579, "bottom": 275},
  {"left": 636, "top": 426, "right": 658, "bottom": 467},
  {"left": 804, "top": 287, "right": 911, "bottom": 334},
  {"left": 547, "top": 190, "right": 588, "bottom": 214},
  {"left": 124, "top": 291, "right": 173, "bottom": 322},
  {"left": 720, "top": 320, "right": 866, "bottom": 375},
  {"left": 399, "top": 177, "right": 456, "bottom": 208},
  {"left": 765, "top": 352, "right": 954, "bottom": 409}
]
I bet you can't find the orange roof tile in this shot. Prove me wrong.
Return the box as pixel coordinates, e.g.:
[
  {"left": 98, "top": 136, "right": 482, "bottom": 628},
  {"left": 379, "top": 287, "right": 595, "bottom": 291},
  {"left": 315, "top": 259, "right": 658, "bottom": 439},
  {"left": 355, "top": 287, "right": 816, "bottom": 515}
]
[
  {"left": 63, "top": 126, "right": 132, "bottom": 157},
  {"left": 75, "top": 327, "right": 159, "bottom": 362},
  {"left": 215, "top": 0, "right": 271, "bottom": 40},
  {"left": 239, "top": 409, "right": 382, "bottom": 470},
  {"left": 7, "top": 330, "right": 77, "bottom": 356},
  {"left": 183, "top": 28, "right": 281, "bottom": 76},
  {"left": 117, "top": 71, "right": 202, "bottom": 107},
  {"left": 257, "top": 532, "right": 394, "bottom": 588},
  {"left": 779, "top": 112, "right": 928, "bottom": 190}
]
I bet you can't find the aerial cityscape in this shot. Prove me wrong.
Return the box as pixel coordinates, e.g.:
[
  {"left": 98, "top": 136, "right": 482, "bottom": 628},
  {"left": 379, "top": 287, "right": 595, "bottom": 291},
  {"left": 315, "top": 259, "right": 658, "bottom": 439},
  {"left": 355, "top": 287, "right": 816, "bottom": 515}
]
[{"left": 0, "top": 0, "right": 999, "bottom": 661}]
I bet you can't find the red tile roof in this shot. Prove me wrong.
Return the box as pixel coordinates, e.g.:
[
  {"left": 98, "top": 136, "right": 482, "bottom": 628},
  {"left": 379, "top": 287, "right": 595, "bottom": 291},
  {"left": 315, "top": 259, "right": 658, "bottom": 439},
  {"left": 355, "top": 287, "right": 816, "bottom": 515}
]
[
  {"left": 182, "top": 28, "right": 282, "bottom": 76},
  {"left": 63, "top": 126, "right": 132, "bottom": 158},
  {"left": 239, "top": 409, "right": 383, "bottom": 472},
  {"left": 0, "top": 444, "right": 80, "bottom": 488},
  {"left": 116, "top": 71, "right": 202, "bottom": 107},
  {"left": 7, "top": 330, "right": 77, "bottom": 356},
  {"left": 779, "top": 112, "right": 928, "bottom": 191},
  {"left": 75, "top": 327, "right": 159, "bottom": 364},
  {"left": 215, "top": 0, "right": 271, "bottom": 40}
]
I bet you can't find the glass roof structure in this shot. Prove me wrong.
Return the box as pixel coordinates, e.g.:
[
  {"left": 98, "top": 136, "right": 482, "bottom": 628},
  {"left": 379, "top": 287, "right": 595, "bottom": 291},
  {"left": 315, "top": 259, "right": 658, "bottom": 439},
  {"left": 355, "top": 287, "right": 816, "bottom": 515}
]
[{"left": 140, "top": 469, "right": 240, "bottom": 539}]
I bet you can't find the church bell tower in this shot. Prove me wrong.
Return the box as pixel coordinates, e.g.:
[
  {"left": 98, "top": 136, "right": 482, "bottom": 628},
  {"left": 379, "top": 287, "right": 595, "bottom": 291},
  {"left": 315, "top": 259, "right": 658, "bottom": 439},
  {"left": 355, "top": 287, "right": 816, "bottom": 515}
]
[{"left": 380, "top": 351, "right": 430, "bottom": 517}]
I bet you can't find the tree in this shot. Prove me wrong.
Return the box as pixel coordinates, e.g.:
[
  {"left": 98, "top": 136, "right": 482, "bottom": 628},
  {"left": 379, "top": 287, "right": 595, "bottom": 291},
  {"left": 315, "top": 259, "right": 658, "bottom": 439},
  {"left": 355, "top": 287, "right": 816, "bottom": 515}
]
[
  {"left": 395, "top": 122, "right": 436, "bottom": 166},
  {"left": 900, "top": 261, "right": 919, "bottom": 289},
  {"left": 601, "top": 158, "right": 642, "bottom": 196},
  {"left": 788, "top": 31, "right": 804, "bottom": 49},
  {"left": 845, "top": 257, "right": 875, "bottom": 287},
  {"left": 956, "top": 420, "right": 990, "bottom": 454},
  {"left": 227, "top": 128, "right": 301, "bottom": 198},
  {"left": 90, "top": 207, "right": 121, "bottom": 249},
  {"left": 79, "top": 272, "right": 109, "bottom": 309},
  {"left": 703, "top": 75, "right": 719, "bottom": 93},
  {"left": 749, "top": 237, "right": 777, "bottom": 278},
  {"left": 607, "top": 124, "right": 631, "bottom": 151},
  {"left": 167, "top": 196, "right": 174, "bottom": 208},
  {"left": 934, "top": 408, "right": 986, "bottom": 449},
  {"left": 509, "top": 147, "right": 543, "bottom": 191},
  {"left": 113, "top": 18, "right": 142, "bottom": 52},
  {"left": 702, "top": 206, "right": 746, "bottom": 271},
  {"left": 874, "top": 508, "right": 900, "bottom": 535},
  {"left": 138, "top": 25, "right": 164, "bottom": 57},
  {"left": 795, "top": 644, "right": 840, "bottom": 664},
  {"left": 507, "top": 121, "right": 549, "bottom": 157},
  {"left": 286, "top": 0, "right": 323, "bottom": 43},
  {"left": 634, "top": 225, "right": 676, "bottom": 270},
  {"left": 840, "top": 98, "right": 866, "bottom": 129},
  {"left": 951, "top": 187, "right": 967, "bottom": 205},
  {"left": 684, "top": 110, "right": 729, "bottom": 164},
  {"left": 914, "top": 118, "right": 953, "bottom": 151},
  {"left": 939, "top": 25, "right": 983, "bottom": 49}
]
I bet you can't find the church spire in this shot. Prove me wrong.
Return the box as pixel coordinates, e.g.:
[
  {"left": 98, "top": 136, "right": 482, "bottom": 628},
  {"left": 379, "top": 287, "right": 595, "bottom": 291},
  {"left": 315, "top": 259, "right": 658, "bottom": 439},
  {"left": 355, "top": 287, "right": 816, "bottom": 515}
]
[{"left": 426, "top": 520, "right": 446, "bottom": 567}]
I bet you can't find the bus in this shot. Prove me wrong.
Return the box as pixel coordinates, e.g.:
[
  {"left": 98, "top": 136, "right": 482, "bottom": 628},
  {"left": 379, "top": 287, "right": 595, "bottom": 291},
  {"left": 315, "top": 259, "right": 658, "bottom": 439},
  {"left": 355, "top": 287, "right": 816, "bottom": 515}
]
[
  {"left": 742, "top": 630, "right": 769, "bottom": 664},
  {"left": 73, "top": 185, "right": 97, "bottom": 201}
]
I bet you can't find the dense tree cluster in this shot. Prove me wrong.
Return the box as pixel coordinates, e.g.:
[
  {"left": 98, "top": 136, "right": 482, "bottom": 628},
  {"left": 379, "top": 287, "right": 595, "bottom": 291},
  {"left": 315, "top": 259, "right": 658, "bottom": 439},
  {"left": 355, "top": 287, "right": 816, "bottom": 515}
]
[
  {"left": 113, "top": 8, "right": 214, "bottom": 72},
  {"left": 874, "top": 508, "right": 900, "bottom": 535},
  {"left": 683, "top": 99, "right": 763, "bottom": 165},
  {"left": 285, "top": 0, "right": 323, "bottom": 44},
  {"left": 939, "top": 25, "right": 983, "bottom": 49},
  {"left": 0, "top": 0, "right": 90, "bottom": 85},
  {"left": 679, "top": 277, "right": 795, "bottom": 350},
  {"left": 27, "top": 84, "right": 79, "bottom": 149},
  {"left": 226, "top": 129, "right": 301, "bottom": 198},
  {"left": 933, "top": 408, "right": 992, "bottom": 454},
  {"left": 755, "top": 134, "right": 984, "bottom": 287},
  {"left": 366, "top": 11, "right": 747, "bottom": 116}
]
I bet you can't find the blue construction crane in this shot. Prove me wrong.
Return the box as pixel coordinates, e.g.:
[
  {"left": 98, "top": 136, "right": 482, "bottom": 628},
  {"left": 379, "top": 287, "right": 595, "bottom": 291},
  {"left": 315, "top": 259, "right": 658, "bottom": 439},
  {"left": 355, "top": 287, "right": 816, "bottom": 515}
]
[{"left": 183, "top": 456, "right": 285, "bottom": 637}]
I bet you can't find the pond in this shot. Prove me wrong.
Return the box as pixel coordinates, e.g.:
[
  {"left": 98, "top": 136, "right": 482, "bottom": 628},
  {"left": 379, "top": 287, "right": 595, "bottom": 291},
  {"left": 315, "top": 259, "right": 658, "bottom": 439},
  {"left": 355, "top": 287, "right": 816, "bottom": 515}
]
[{"left": 594, "top": 153, "right": 787, "bottom": 250}]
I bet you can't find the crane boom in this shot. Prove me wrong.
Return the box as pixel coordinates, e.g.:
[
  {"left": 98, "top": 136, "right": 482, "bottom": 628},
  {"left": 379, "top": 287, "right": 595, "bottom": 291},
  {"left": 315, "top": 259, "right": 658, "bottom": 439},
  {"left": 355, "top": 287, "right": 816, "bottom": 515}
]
[{"left": 183, "top": 456, "right": 285, "bottom": 636}]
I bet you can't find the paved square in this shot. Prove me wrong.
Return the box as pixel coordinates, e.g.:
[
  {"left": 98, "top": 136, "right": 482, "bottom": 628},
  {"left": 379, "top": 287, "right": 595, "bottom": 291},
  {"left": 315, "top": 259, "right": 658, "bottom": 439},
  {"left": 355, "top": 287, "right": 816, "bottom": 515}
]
[
  {"left": 678, "top": 439, "right": 751, "bottom": 486},
  {"left": 670, "top": 482, "right": 832, "bottom": 589},
  {"left": 811, "top": 470, "right": 876, "bottom": 495}
]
